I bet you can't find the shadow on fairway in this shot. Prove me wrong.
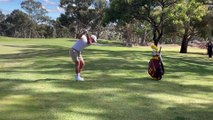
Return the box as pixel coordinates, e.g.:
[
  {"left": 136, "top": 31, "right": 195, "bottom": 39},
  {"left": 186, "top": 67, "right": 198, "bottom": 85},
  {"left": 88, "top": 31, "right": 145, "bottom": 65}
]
[
  {"left": 0, "top": 44, "right": 213, "bottom": 120},
  {"left": 0, "top": 77, "right": 212, "bottom": 120}
]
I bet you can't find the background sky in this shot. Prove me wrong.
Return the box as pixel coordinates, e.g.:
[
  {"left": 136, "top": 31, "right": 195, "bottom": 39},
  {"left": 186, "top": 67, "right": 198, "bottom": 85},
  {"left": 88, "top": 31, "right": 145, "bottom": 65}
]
[{"left": 0, "top": 0, "right": 64, "bottom": 19}]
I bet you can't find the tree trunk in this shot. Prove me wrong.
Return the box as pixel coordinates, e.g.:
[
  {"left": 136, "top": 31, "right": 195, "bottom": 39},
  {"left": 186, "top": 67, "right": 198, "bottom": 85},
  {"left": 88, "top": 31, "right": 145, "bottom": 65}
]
[
  {"left": 180, "top": 38, "right": 188, "bottom": 53},
  {"left": 152, "top": 27, "right": 162, "bottom": 46},
  {"left": 125, "top": 24, "right": 132, "bottom": 47},
  {"left": 153, "top": 28, "right": 157, "bottom": 45},
  {"left": 140, "top": 30, "right": 147, "bottom": 46},
  {"left": 180, "top": 28, "right": 190, "bottom": 53}
]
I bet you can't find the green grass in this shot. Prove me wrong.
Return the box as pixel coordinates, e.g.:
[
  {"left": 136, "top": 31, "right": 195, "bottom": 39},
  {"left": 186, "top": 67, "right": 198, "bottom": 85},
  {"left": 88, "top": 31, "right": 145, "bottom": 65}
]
[{"left": 0, "top": 36, "right": 213, "bottom": 120}]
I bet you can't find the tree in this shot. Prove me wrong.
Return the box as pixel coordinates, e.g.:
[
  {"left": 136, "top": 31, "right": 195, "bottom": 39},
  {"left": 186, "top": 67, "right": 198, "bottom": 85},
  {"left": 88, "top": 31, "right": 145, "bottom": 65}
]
[
  {"left": 135, "top": 21, "right": 152, "bottom": 46},
  {"left": 36, "top": 24, "right": 55, "bottom": 38},
  {"left": 21, "top": 0, "right": 49, "bottom": 24},
  {"left": 49, "top": 19, "right": 72, "bottom": 38},
  {"left": 59, "top": 0, "right": 94, "bottom": 32},
  {"left": 168, "top": 0, "right": 207, "bottom": 53},
  {"left": 103, "top": 0, "right": 178, "bottom": 46},
  {"left": 0, "top": 11, "right": 6, "bottom": 35},
  {"left": 197, "top": 1, "right": 213, "bottom": 40},
  {"left": 0, "top": 11, "right": 5, "bottom": 22},
  {"left": 207, "top": 4, "right": 213, "bottom": 38},
  {"left": 57, "top": 13, "right": 74, "bottom": 37},
  {"left": 5, "top": 9, "right": 35, "bottom": 38},
  {"left": 59, "top": 0, "right": 106, "bottom": 38}
]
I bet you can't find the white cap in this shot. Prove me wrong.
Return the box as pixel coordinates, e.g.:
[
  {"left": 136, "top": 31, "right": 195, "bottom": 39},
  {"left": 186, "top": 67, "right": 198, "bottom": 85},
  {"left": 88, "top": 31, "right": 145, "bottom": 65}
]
[{"left": 91, "top": 35, "right": 97, "bottom": 43}]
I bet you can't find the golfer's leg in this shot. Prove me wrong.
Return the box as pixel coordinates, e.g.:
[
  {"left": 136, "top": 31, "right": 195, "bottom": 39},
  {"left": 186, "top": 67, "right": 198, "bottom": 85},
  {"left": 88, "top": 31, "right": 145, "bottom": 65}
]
[
  {"left": 75, "top": 60, "right": 81, "bottom": 74},
  {"left": 79, "top": 59, "right": 85, "bottom": 73},
  {"left": 70, "top": 49, "right": 80, "bottom": 75}
]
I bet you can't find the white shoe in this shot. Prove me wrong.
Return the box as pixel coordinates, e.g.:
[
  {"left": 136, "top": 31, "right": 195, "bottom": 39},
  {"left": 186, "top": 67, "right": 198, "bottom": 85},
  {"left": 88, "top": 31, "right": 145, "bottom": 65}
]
[{"left": 75, "top": 76, "right": 84, "bottom": 81}]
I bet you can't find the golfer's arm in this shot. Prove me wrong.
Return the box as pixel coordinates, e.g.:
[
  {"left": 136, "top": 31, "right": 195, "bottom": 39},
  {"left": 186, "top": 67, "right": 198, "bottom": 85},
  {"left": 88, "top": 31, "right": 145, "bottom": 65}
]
[
  {"left": 92, "top": 43, "right": 107, "bottom": 46},
  {"left": 90, "top": 43, "right": 98, "bottom": 45}
]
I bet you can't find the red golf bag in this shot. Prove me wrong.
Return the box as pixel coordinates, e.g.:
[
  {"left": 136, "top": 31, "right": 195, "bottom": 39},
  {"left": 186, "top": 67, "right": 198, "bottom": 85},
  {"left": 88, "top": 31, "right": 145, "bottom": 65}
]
[{"left": 148, "top": 47, "right": 164, "bottom": 80}]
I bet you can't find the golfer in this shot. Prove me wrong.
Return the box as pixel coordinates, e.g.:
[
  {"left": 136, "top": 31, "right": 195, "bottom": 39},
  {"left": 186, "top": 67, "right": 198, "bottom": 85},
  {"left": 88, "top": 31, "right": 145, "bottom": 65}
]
[{"left": 69, "top": 30, "right": 97, "bottom": 81}]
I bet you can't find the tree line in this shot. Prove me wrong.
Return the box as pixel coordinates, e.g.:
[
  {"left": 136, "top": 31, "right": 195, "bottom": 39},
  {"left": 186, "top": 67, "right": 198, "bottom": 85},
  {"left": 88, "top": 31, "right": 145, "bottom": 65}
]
[
  {"left": 0, "top": 0, "right": 212, "bottom": 53},
  {"left": 0, "top": 0, "right": 107, "bottom": 38}
]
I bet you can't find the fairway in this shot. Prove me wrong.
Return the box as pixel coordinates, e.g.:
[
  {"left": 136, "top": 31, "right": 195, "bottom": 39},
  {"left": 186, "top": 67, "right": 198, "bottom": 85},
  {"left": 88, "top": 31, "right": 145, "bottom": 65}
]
[{"left": 0, "top": 37, "right": 213, "bottom": 120}]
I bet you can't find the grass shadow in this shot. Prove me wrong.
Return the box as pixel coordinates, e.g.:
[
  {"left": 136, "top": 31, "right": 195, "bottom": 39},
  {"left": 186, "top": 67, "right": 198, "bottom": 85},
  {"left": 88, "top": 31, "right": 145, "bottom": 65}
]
[{"left": 0, "top": 43, "right": 213, "bottom": 120}]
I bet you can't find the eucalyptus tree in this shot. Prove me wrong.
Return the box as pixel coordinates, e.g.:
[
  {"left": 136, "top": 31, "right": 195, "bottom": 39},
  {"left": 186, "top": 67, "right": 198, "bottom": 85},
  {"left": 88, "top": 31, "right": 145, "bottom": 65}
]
[
  {"left": 198, "top": 1, "right": 213, "bottom": 40},
  {"left": 103, "top": 0, "right": 178, "bottom": 46},
  {"left": 5, "top": 9, "right": 35, "bottom": 38},
  {"left": 59, "top": 0, "right": 106, "bottom": 38},
  {"left": 0, "top": 11, "right": 6, "bottom": 35},
  {"left": 0, "top": 11, "right": 5, "bottom": 22},
  {"left": 21, "top": 0, "right": 49, "bottom": 24},
  {"left": 168, "top": 0, "right": 207, "bottom": 53},
  {"left": 196, "top": 7, "right": 213, "bottom": 41},
  {"left": 207, "top": 3, "right": 213, "bottom": 38}
]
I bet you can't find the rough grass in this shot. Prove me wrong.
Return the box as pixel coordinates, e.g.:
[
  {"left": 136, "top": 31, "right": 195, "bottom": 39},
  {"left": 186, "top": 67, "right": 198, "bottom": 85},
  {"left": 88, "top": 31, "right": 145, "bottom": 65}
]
[{"left": 0, "top": 36, "right": 213, "bottom": 120}]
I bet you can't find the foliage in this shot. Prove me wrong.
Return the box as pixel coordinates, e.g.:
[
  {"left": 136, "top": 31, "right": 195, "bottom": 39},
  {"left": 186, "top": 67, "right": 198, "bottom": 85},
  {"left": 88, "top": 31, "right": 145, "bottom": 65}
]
[
  {"left": 167, "top": 0, "right": 208, "bottom": 53},
  {"left": 197, "top": 2, "right": 213, "bottom": 39},
  {"left": 59, "top": 0, "right": 105, "bottom": 37},
  {"left": 0, "top": 11, "right": 5, "bottom": 22},
  {"left": 51, "top": 20, "right": 73, "bottom": 38},
  {"left": 0, "top": 11, "right": 6, "bottom": 36},
  {"left": 103, "top": 0, "right": 178, "bottom": 45},
  {"left": 102, "top": 0, "right": 132, "bottom": 25},
  {"left": 21, "top": 0, "right": 50, "bottom": 24},
  {"left": 4, "top": 10, "right": 36, "bottom": 38}
]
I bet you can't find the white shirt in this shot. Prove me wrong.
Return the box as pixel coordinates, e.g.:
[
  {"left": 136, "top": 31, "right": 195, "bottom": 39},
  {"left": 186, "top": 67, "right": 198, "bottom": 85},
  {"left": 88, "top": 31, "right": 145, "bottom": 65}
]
[{"left": 72, "top": 35, "right": 89, "bottom": 52}]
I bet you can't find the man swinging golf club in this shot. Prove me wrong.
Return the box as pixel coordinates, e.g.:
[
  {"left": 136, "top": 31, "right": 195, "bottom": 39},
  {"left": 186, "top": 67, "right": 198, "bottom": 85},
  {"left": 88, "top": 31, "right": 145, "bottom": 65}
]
[{"left": 69, "top": 30, "right": 97, "bottom": 81}]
